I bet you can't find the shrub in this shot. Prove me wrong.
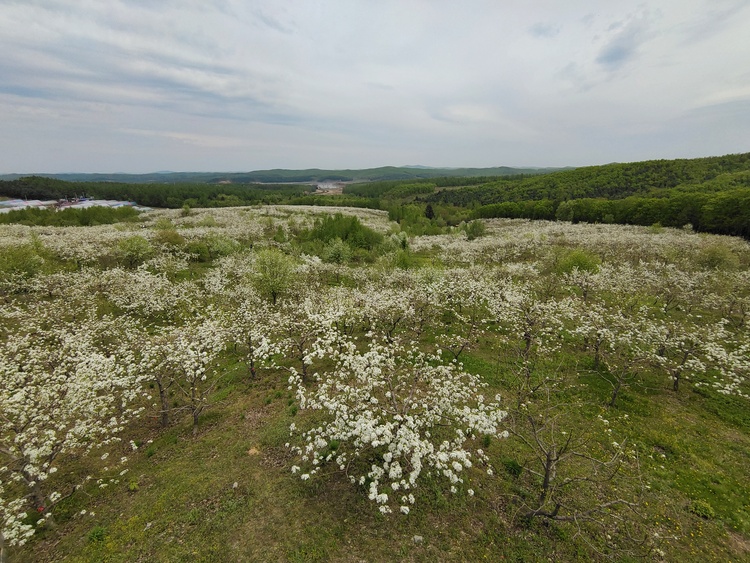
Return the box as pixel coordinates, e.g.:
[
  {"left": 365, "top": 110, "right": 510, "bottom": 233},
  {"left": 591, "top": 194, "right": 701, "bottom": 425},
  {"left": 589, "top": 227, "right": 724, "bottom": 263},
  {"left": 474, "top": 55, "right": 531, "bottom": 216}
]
[
  {"left": 306, "top": 213, "right": 383, "bottom": 250},
  {"left": 322, "top": 238, "right": 352, "bottom": 264},
  {"left": 252, "top": 248, "right": 295, "bottom": 304},
  {"left": 0, "top": 244, "right": 45, "bottom": 280},
  {"left": 87, "top": 526, "right": 107, "bottom": 543},
  {"left": 116, "top": 236, "right": 154, "bottom": 268},
  {"left": 697, "top": 244, "right": 739, "bottom": 271},
  {"left": 556, "top": 249, "right": 601, "bottom": 274},
  {"left": 204, "top": 234, "right": 240, "bottom": 259},
  {"left": 689, "top": 499, "right": 715, "bottom": 519},
  {"left": 153, "top": 229, "right": 185, "bottom": 248},
  {"left": 463, "top": 220, "right": 487, "bottom": 241}
]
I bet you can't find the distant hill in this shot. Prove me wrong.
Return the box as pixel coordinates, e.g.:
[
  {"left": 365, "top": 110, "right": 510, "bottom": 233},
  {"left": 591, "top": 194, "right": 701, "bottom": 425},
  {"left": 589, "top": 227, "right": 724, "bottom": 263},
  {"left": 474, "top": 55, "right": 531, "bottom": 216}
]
[
  {"left": 0, "top": 165, "right": 564, "bottom": 185},
  {"left": 428, "top": 152, "right": 750, "bottom": 207}
]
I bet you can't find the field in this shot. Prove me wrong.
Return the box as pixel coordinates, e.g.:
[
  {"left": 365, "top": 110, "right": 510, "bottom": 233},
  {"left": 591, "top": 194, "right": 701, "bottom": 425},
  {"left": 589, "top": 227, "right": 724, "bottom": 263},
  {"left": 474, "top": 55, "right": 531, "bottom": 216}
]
[{"left": 1, "top": 205, "right": 750, "bottom": 562}]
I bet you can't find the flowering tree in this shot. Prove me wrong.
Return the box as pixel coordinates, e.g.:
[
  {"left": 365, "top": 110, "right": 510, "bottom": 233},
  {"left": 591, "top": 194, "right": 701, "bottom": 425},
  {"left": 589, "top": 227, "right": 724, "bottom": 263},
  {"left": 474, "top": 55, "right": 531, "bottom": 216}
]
[
  {"left": 0, "top": 315, "right": 146, "bottom": 556},
  {"left": 571, "top": 303, "right": 657, "bottom": 407},
  {"left": 224, "top": 290, "right": 281, "bottom": 380},
  {"left": 649, "top": 319, "right": 714, "bottom": 392},
  {"left": 435, "top": 268, "right": 491, "bottom": 361},
  {"left": 287, "top": 332, "right": 508, "bottom": 514},
  {"left": 487, "top": 279, "right": 573, "bottom": 397},
  {"left": 144, "top": 313, "right": 228, "bottom": 435}
]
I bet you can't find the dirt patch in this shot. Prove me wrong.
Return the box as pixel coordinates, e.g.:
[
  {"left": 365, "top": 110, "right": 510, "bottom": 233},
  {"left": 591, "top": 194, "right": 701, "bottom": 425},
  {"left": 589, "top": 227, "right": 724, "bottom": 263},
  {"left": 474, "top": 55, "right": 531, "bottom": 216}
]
[
  {"left": 242, "top": 406, "right": 272, "bottom": 430},
  {"left": 728, "top": 531, "right": 750, "bottom": 555},
  {"left": 262, "top": 446, "right": 294, "bottom": 468}
]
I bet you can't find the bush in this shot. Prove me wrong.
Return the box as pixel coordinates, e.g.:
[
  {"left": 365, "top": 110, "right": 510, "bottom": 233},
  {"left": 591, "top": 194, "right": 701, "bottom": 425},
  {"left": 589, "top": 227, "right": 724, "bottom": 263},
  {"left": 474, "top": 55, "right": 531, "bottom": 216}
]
[
  {"left": 0, "top": 244, "right": 45, "bottom": 280},
  {"left": 305, "top": 213, "right": 383, "bottom": 250},
  {"left": 322, "top": 238, "right": 352, "bottom": 264},
  {"left": 204, "top": 234, "right": 240, "bottom": 259},
  {"left": 153, "top": 229, "right": 185, "bottom": 248},
  {"left": 502, "top": 458, "right": 523, "bottom": 477},
  {"left": 393, "top": 249, "right": 415, "bottom": 270},
  {"left": 88, "top": 526, "right": 107, "bottom": 543},
  {"left": 185, "top": 241, "right": 211, "bottom": 262},
  {"left": 697, "top": 244, "right": 739, "bottom": 271},
  {"left": 463, "top": 220, "right": 487, "bottom": 241},
  {"left": 153, "top": 217, "right": 176, "bottom": 230},
  {"left": 556, "top": 249, "right": 601, "bottom": 274},
  {"left": 688, "top": 499, "right": 715, "bottom": 519},
  {"left": 116, "top": 236, "right": 154, "bottom": 268}
]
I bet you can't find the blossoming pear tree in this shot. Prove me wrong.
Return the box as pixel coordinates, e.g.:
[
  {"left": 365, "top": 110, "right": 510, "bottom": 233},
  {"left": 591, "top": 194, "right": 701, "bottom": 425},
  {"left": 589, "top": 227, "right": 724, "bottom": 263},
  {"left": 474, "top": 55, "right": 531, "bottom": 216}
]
[
  {"left": 0, "top": 314, "right": 147, "bottom": 555},
  {"left": 287, "top": 330, "right": 508, "bottom": 514}
]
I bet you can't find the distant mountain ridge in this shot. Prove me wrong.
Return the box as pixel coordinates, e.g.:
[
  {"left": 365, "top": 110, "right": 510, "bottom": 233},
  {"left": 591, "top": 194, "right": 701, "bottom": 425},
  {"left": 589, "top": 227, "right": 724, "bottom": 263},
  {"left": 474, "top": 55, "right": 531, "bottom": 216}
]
[{"left": 0, "top": 165, "right": 564, "bottom": 184}]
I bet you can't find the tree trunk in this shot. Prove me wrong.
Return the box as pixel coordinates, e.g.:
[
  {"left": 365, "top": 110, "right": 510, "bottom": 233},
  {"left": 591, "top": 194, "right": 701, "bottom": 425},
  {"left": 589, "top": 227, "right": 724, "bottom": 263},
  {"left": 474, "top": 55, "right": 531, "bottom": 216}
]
[
  {"left": 609, "top": 378, "right": 622, "bottom": 407},
  {"left": 156, "top": 378, "right": 170, "bottom": 428}
]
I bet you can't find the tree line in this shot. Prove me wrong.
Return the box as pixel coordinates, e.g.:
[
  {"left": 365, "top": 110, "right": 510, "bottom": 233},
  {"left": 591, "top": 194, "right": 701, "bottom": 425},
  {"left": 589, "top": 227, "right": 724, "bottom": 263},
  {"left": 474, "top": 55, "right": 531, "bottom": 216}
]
[{"left": 0, "top": 176, "right": 309, "bottom": 208}]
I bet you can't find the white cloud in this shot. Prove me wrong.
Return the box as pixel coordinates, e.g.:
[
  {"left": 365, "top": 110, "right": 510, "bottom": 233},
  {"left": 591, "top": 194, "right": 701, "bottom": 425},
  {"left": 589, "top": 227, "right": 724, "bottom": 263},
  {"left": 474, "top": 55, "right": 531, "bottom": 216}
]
[{"left": 1, "top": 0, "right": 749, "bottom": 172}]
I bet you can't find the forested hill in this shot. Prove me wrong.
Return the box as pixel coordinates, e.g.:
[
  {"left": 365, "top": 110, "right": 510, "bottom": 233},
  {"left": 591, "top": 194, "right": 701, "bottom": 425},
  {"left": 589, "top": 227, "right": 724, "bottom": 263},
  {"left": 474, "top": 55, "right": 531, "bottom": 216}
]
[
  {"left": 416, "top": 152, "right": 750, "bottom": 239},
  {"left": 428, "top": 152, "right": 750, "bottom": 206},
  {"left": 3, "top": 152, "right": 750, "bottom": 238},
  {"left": 0, "top": 176, "right": 311, "bottom": 208},
  {"left": 0, "top": 165, "right": 561, "bottom": 184}
]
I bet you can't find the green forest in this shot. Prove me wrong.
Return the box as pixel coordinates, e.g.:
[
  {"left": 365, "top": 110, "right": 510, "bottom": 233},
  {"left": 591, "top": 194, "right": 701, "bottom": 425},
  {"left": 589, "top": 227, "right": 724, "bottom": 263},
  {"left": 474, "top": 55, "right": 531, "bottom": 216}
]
[{"left": 2, "top": 152, "right": 750, "bottom": 237}]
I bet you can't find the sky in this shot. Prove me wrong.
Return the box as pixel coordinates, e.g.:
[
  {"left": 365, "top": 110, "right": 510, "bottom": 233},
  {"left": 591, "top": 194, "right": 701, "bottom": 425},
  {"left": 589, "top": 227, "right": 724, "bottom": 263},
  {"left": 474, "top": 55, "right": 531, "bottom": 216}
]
[{"left": 1, "top": 0, "right": 749, "bottom": 173}]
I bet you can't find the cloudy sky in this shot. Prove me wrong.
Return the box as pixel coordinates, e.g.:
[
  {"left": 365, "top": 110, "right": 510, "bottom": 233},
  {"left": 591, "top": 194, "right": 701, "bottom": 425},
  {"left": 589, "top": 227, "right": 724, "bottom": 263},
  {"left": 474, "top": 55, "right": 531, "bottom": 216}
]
[{"left": 1, "top": 0, "right": 749, "bottom": 173}]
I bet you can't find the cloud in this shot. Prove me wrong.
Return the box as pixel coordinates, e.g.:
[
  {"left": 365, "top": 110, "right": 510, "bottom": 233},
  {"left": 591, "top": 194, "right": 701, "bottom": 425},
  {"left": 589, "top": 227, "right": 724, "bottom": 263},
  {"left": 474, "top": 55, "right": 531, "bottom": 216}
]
[
  {"left": 252, "top": 8, "right": 294, "bottom": 34},
  {"left": 121, "top": 128, "right": 244, "bottom": 149},
  {"left": 529, "top": 23, "right": 561, "bottom": 38},
  {"left": 595, "top": 14, "right": 652, "bottom": 72},
  {"left": 680, "top": 0, "right": 750, "bottom": 43},
  {"left": 0, "top": 1, "right": 749, "bottom": 172}
]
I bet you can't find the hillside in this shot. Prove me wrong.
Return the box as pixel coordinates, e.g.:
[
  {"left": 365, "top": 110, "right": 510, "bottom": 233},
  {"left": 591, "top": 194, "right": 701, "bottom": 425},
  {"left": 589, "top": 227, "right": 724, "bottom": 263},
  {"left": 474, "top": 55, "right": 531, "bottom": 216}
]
[
  {"left": 1, "top": 206, "right": 749, "bottom": 562},
  {"left": 3, "top": 153, "right": 750, "bottom": 238},
  {"left": 0, "top": 165, "right": 561, "bottom": 185}
]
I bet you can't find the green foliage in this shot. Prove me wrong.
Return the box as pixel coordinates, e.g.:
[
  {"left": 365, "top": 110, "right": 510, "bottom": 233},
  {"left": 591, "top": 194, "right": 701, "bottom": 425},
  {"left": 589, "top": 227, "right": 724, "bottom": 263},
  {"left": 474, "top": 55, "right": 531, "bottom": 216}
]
[
  {"left": 303, "top": 213, "right": 383, "bottom": 250},
  {"left": 0, "top": 243, "right": 45, "bottom": 280},
  {"left": 437, "top": 153, "right": 750, "bottom": 207},
  {"left": 689, "top": 499, "right": 716, "bottom": 519},
  {"left": 696, "top": 243, "right": 740, "bottom": 271},
  {"left": 321, "top": 238, "right": 352, "bottom": 264},
  {"left": 0, "top": 176, "right": 309, "bottom": 208},
  {"left": 502, "top": 458, "right": 523, "bottom": 478},
  {"left": 251, "top": 248, "right": 295, "bottom": 304},
  {"left": 387, "top": 203, "right": 471, "bottom": 236},
  {"left": 87, "top": 526, "right": 107, "bottom": 543},
  {"left": 152, "top": 228, "right": 186, "bottom": 248},
  {"left": 116, "top": 236, "right": 155, "bottom": 268},
  {"left": 0, "top": 205, "right": 140, "bottom": 226},
  {"left": 153, "top": 217, "right": 176, "bottom": 230},
  {"left": 204, "top": 234, "right": 240, "bottom": 259},
  {"left": 185, "top": 240, "right": 211, "bottom": 262},
  {"left": 556, "top": 249, "right": 601, "bottom": 274},
  {"left": 392, "top": 249, "right": 416, "bottom": 270},
  {"left": 462, "top": 220, "right": 486, "bottom": 241}
]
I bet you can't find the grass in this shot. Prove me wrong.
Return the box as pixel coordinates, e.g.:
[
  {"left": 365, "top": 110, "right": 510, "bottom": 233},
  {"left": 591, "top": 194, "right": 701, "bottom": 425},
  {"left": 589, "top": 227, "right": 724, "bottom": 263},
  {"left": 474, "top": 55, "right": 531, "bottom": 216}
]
[
  {"left": 15, "top": 348, "right": 747, "bottom": 562},
  {"left": 6, "top": 209, "right": 750, "bottom": 562}
]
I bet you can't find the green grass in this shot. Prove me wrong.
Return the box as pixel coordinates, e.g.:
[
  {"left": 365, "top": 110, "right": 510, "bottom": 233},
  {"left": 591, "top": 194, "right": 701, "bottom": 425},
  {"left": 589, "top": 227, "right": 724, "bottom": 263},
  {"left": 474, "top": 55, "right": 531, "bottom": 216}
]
[
  {"left": 6, "top": 207, "right": 750, "bottom": 563},
  {"left": 16, "top": 352, "right": 745, "bottom": 562}
]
